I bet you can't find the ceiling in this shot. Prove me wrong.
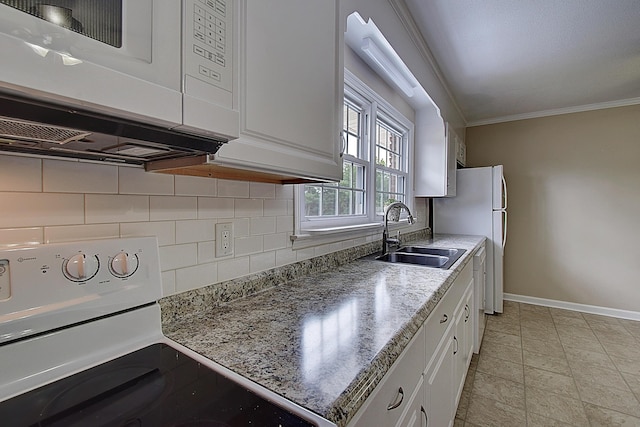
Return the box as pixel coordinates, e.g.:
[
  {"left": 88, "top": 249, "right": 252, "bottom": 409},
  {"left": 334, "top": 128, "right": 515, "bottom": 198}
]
[{"left": 402, "top": 0, "right": 640, "bottom": 125}]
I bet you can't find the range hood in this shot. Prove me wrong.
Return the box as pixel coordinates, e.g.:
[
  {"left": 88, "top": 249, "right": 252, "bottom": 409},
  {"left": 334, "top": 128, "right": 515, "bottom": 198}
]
[{"left": 0, "top": 93, "right": 226, "bottom": 165}]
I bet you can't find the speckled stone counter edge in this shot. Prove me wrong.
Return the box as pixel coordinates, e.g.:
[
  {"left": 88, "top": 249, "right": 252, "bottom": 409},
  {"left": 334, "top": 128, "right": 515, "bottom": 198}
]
[{"left": 159, "top": 228, "right": 431, "bottom": 326}]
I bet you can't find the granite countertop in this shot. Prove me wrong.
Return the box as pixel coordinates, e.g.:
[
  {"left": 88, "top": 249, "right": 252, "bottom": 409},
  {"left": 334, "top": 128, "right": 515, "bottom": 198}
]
[{"left": 163, "top": 234, "right": 485, "bottom": 427}]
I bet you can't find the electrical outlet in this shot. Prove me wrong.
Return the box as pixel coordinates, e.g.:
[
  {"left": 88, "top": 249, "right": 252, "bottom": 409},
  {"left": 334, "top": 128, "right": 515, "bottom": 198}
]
[{"left": 215, "top": 223, "right": 234, "bottom": 257}]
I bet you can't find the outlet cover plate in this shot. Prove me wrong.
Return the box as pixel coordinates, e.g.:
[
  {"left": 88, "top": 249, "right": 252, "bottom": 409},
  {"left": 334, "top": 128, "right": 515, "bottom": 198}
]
[{"left": 215, "top": 222, "right": 234, "bottom": 257}]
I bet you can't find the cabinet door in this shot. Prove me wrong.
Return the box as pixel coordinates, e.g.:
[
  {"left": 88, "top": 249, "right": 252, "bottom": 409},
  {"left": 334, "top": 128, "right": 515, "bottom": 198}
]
[
  {"left": 462, "top": 284, "right": 475, "bottom": 369},
  {"left": 453, "top": 304, "right": 466, "bottom": 407},
  {"left": 453, "top": 279, "right": 474, "bottom": 407},
  {"left": 213, "top": 0, "right": 343, "bottom": 181},
  {"left": 414, "top": 119, "right": 456, "bottom": 197},
  {"left": 425, "top": 328, "right": 455, "bottom": 427},
  {"left": 396, "top": 378, "right": 427, "bottom": 427},
  {"left": 349, "top": 328, "right": 425, "bottom": 427}
]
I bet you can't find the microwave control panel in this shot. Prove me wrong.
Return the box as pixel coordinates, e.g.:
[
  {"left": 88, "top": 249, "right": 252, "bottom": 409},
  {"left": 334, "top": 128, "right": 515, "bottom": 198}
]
[{"left": 185, "top": 0, "right": 233, "bottom": 93}]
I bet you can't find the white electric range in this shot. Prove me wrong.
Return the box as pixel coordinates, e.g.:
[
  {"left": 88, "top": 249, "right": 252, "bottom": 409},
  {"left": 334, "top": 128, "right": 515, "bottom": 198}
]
[{"left": 0, "top": 237, "right": 332, "bottom": 426}]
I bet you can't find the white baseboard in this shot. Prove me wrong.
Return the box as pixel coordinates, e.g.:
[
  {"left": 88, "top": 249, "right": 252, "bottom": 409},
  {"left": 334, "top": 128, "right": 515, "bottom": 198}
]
[{"left": 503, "top": 293, "right": 640, "bottom": 321}]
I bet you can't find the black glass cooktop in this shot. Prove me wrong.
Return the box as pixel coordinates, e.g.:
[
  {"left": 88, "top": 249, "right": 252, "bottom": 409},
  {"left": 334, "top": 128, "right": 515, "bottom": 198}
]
[{"left": 0, "top": 344, "right": 315, "bottom": 427}]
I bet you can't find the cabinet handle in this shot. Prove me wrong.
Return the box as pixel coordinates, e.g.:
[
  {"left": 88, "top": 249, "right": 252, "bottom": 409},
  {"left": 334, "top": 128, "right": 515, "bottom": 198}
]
[
  {"left": 440, "top": 314, "right": 448, "bottom": 324},
  {"left": 339, "top": 132, "right": 346, "bottom": 157},
  {"left": 453, "top": 336, "right": 458, "bottom": 355},
  {"left": 386, "top": 387, "right": 404, "bottom": 410},
  {"left": 421, "top": 406, "right": 428, "bottom": 426},
  {"left": 464, "top": 304, "right": 470, "bottom": 322}
]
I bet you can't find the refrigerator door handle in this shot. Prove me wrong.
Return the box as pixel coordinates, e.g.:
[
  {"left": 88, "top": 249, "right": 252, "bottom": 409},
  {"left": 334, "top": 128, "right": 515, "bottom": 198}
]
[
  {"left": 502, "top": 210, "right": 508, "bottom": 249},
  {"left": 502, "top": 175, "right": 508, "bottom": 210}
]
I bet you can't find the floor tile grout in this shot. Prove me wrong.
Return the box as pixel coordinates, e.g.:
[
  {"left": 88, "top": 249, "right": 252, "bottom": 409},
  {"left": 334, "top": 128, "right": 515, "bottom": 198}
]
[{"left": 460, "top": 301, "right": 640, "bottom": 426}]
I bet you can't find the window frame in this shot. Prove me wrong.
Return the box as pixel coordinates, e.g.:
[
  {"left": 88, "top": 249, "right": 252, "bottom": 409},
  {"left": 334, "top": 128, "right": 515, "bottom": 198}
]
[{"left": 294, "top": 70, "right": 414, "bottom": 237}]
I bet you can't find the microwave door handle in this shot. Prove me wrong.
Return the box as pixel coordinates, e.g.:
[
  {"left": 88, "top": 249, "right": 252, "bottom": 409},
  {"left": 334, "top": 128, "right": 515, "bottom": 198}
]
[{"left": 502, "top": 175, "right": 508, "bottom": 210}]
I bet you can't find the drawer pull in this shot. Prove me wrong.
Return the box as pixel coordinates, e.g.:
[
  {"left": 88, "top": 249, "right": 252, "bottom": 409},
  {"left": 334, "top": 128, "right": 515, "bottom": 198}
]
[
  {"left": 421, "top": 406, "right": 428, "bottom": 426},
  {"left": 387, "top": 387, "right": 404, "bottom": 410},
  {"left": 453, "top": 336, "right": 459, "bottom": 355},
  {"left": 464, "top": 304, "right": 470, "bottom": 322},
  {"left": 440, "top": 314, "right": 448, "bottom": 324}
]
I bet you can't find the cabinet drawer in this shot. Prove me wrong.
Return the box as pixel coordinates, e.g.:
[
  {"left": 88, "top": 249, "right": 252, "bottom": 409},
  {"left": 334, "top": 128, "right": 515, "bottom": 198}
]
[
  {"left": 349, "top": 327, "right": 425, "bottom": 427},
  {"left": 424, "top": 262, "right": 472, "bottom": 359}
]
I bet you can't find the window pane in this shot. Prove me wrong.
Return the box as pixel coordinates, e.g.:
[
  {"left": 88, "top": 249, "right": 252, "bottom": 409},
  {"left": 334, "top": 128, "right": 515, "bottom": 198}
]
[
  {"left": 354, "top": 164, "right": 365, "bottom": 190},
  {"left": 343, "top": 102, "right": 361, "bottom": 158},
  {"left": 375, "top": 119, "right": 404, "bottom": 172},
  {"left": 304, "top": 185, "right": 321, "bottom": 217},
  {"left": 340, "top": 161, "right": 353, "bottom": 187},
  {"left": 338, "top": 189, "right": 352, "bottom": 215},
  {"left": 375, "top": 193, "right": 384, "bottom": 216},
  {"left": 346, "top": 134, "right": 359, "bottom": 157},
  {"left": 343, "top": 103, "right": 348, "bottom": 130},
  {"left": 347, "top": 106, "right": 359, "bottom": 134},
  {"left": 322, "top": 187, "right": 337, "bottom": 216},
  {"left": 389, "top": 153, "right": 400, "bottom": 171},
  {"left": 354, "top": 190, "right": 364, "bottom": 215}
]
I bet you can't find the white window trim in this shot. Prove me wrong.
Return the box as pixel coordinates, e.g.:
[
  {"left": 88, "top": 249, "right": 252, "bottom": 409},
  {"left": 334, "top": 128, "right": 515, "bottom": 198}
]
[{"left": 292, "top": 70, "right": 414, "bottom": 247}]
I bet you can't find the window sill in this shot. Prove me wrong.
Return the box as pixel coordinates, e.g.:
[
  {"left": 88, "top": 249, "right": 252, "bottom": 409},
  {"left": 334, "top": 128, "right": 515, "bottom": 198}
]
[{"left": 291, "top": 220, "right": 415, "bottom": 250}]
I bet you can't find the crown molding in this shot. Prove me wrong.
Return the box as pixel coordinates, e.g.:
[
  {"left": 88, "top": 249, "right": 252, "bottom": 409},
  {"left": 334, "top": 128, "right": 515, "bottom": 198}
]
[
  {"left": 467, "top": 97, "right": 640, "bottom": 127},
  {"left": 388, "top": 0, "right": 467, "bottom": 125}
]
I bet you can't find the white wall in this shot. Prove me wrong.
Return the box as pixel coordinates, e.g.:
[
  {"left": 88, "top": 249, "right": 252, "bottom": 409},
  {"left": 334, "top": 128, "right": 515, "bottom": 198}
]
[
  {"left": 0, "top": 154, "right": 427, "bottom": 296},
  {"left": 466, "top": 104, "right": 640, "bottom": 312}
]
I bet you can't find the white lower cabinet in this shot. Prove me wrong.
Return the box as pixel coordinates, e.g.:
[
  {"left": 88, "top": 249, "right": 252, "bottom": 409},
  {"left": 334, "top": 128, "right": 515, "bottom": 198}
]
[
  {"left": 453, "top": 280, "right": 474, "bottom": 410},
  {"left": 397, "top": 378, "right": 426, "bottom": 427},
  {"left": 425, "top": 326, "right": 455, "bottom": 426},
  {"left": 349, "top": 261, "right": 475, "bottom": 427},
  {"left": 349, "top": 326, "right": 425, "bottom": 427},
  {"left": 473, "top": 243, "right": 487, "bottom": 353}
]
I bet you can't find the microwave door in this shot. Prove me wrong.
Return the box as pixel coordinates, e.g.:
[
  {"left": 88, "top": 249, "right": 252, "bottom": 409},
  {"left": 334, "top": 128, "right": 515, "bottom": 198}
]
[{"left": 0, "top": 1, "right": 179, "bottom": 91}]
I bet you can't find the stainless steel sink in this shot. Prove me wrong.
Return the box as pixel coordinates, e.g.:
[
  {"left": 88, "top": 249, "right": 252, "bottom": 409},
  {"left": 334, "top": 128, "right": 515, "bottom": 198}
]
[
  {"left": 376, "top": 252, "right": 450, "bottom": 267},
  {"left": 374, "top": 246, "right": 466, "bottom": 269},
  {"left": 397, "top": 246, "right": 463, "bottom": 258}
]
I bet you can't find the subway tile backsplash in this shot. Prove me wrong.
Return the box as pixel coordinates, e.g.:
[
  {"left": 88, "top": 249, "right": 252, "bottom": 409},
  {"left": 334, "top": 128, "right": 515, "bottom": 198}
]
[{"left": 0, "top": 154, "right": 427, "bottom": 297}]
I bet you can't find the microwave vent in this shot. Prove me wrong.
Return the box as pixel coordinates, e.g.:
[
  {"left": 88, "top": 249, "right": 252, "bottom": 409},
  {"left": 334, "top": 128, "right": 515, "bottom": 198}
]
[{"left": 0, "top": 116, "right": 91, "bottom": 144}]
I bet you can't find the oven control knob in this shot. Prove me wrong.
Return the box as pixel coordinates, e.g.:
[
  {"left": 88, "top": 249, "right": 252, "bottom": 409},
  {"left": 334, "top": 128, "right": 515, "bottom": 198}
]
[
  {"left": 63, "top": 253, "right": 100, "bottom": 282},
  {"left": 109, "top": 252, "right": 139, "bottom": 278}
]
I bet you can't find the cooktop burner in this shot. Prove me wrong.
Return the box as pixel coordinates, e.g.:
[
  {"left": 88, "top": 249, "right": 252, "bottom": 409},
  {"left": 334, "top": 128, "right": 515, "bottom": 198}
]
[{"left": 0, "top": 344, "right": 314, "bottom": 427}]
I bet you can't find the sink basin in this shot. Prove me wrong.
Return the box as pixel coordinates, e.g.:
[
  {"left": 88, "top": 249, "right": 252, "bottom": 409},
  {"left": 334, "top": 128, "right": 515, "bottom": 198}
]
[
  {"left": 397, "top": 246, "right": 463, "bottom": 258},
  {"left": 376, "top": 252, "right": 449, "bottom": 267},
  {"left": 374, "top": 246, "right": 466, "bottom": 269}
]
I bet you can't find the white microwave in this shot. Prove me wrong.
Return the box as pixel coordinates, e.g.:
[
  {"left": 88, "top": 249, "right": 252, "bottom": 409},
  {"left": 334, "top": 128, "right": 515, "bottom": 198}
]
[{"left": 0, "top": 0, "right": 239, "bottom": 142}]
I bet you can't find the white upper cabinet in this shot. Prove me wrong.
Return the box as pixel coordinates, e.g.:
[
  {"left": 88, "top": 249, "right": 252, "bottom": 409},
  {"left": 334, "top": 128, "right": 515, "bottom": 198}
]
[
  {"left": 209, "top": 0, "right": 344, "bottom": 182},
  {"left": 414, "top": 110, "right": 457, "bottom": 197}
]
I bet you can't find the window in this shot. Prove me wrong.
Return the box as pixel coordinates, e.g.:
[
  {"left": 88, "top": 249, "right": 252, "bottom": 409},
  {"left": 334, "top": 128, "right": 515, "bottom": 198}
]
[
  {"left": 296, "top": 71, "right": 413, "bottom": 234},
  {"left": 375, "top": 115, "right": 407, "bottom": 215}
]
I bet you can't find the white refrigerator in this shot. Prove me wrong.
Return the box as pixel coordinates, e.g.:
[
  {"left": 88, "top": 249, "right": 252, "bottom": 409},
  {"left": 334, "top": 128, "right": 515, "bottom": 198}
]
[{"left": 433, "top": 165, "right": 507, "bottom": 314}]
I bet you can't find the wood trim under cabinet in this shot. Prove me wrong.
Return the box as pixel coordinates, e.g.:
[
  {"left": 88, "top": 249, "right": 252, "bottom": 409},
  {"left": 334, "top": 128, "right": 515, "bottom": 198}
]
[{"left": 146, "top": 154, "right": 318, "bottom": 184}]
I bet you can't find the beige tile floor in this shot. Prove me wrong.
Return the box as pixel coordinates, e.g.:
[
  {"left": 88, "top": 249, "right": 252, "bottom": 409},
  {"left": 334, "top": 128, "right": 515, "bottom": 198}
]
[{"left": 455, "top": 301, "right": 640, "bottom": 426}]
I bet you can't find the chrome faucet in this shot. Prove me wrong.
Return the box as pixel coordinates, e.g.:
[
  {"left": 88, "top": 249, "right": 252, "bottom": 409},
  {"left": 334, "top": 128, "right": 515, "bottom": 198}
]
[{"left": 382, "top": 202, "right": 416, "bottom": 255}]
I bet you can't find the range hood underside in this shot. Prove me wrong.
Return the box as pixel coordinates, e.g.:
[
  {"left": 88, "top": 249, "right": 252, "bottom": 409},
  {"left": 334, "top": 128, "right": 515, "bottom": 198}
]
[{"left": 0, "top": 93, "right": 225, "bottom": 165}]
